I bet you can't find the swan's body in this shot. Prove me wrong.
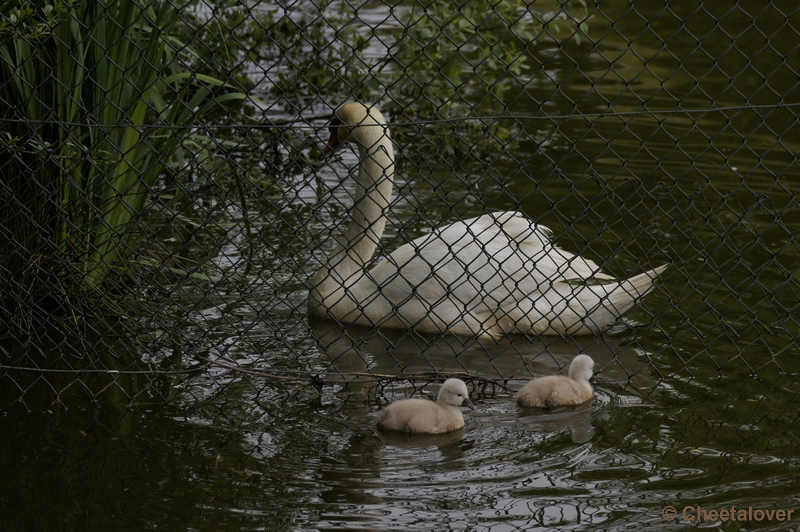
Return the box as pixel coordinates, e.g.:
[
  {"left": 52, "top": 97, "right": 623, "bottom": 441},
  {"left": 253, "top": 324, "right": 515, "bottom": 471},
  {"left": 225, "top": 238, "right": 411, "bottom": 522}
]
[
  {"left": 517, "top": 354, "right": 595, "bottom": 408},
  {"left": 310, "top": 102, "right": 667, "bottom": 338},
  {"left": 376, "top": 378, "right": 476, "bottom": 434}
]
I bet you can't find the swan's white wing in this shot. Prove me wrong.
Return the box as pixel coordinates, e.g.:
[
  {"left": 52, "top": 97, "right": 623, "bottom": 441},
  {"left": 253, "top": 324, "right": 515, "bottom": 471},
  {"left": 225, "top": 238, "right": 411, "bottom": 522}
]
[{"left": 368, "top": 211, "right": 612, "bottom": 302}]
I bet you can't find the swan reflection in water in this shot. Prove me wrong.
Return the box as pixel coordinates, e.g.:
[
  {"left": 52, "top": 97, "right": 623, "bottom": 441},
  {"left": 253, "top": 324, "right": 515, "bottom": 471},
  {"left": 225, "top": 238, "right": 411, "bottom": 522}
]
[{"left": 309, "top": 317, "right": 660, "bottom": 406}]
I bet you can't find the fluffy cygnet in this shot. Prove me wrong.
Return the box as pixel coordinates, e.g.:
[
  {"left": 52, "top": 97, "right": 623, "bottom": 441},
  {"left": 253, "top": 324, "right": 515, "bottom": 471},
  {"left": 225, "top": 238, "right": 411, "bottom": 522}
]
[
  {"left": 517, "top": 354, "right": 595, "bottom": 409},
  {"left": 376, "top": 378, "right": 477, "bottom": 434}
]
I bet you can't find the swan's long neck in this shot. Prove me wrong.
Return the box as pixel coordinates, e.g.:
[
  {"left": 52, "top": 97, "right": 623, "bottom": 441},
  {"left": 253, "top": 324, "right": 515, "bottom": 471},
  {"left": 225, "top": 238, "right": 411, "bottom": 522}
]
[{"left": 323, "top": 128, "right": 395, "bottom": 284}]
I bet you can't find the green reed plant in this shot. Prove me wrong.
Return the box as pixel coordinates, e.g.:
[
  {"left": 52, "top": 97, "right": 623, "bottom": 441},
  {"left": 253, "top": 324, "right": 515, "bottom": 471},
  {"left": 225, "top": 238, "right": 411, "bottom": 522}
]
[{"left": 0, "top": 0, "right": 247, "bottom": 327}]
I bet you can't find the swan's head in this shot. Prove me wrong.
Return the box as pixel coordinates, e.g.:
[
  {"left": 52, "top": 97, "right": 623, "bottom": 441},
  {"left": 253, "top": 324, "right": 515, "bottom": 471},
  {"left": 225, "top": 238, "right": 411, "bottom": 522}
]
[
  {"left": 320, "top": 102, "right": 389, "bottom": 158},
  {"left": 438, "top": 378, "right": 477, "bottom": 410},
  {"left": 568, "top": 354, "right": 595, "bottom": 383}
]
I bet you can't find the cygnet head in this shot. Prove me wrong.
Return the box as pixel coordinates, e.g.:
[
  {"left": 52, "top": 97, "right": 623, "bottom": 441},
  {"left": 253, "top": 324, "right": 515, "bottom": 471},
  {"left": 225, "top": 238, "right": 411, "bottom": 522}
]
[
  {"left": 568, "top": 354, "right": 595, "bottom": 382},
  {"left": 438, "top": 378, "right": 477, "bottom": 410},
  {"left": 320, "top": 102, "right": 389, "bottom": 158}
]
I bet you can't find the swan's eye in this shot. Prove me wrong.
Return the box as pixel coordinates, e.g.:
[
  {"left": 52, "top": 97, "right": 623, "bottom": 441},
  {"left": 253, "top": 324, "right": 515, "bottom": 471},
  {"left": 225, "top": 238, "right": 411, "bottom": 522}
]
[{"left": 328, "top": 117, "right": 343, "bottom": 137}]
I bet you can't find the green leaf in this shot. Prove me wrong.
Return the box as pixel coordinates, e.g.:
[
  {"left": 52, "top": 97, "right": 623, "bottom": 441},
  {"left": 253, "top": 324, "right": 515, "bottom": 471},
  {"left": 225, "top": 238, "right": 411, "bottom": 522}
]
[{"left": 442, "top": 61, "right": 463, "bottom": 83}]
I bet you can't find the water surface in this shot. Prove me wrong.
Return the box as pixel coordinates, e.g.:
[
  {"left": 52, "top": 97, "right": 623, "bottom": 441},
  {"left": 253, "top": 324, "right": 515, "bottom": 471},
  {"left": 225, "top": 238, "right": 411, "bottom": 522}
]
[{"left": 2, "top": 0, "right": 800, "bottom": 530}]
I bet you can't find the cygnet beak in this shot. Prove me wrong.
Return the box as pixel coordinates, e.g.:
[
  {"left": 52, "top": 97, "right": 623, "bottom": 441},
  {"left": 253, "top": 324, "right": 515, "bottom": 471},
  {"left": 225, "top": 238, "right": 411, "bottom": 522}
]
[
  {"left": 462, "top": 398, "right": 477, "bottom": 411},
  {"left": 590, "top": 371, "right": 599, "bottom": 384}
]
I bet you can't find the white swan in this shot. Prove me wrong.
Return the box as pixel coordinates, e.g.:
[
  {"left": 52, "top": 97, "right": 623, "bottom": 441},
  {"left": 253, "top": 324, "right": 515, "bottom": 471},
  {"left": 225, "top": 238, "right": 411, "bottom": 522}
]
[
  {"left": 517, "top": 354, "right": 595, "bottom": 408},
  {"left": 309, "top": 102, "right": 667, "bottom": 338},
  {"left": 376, "top": 378, "right": 477, "bottom": 434}
]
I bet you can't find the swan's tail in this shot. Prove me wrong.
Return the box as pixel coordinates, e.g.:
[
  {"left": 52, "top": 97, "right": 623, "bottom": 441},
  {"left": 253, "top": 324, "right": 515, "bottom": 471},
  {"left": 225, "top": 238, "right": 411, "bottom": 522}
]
[
  {"left": 605, "top": 264, "right": 668, "bottom": 315},
  {"left": 609, "top": 264, "right": 668, "bottom": 304},
  {"left": 485, "top": 264, "right": 668, "bottom": 336},
  {"left": 557, "top": 263, "right": 668, "bottom": 335}
]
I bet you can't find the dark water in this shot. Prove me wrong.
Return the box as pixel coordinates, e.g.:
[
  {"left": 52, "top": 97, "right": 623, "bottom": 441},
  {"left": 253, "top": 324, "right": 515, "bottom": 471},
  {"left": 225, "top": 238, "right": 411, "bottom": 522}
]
[{"left": 3, "top": 0, "right": 800, "bottom": 530}]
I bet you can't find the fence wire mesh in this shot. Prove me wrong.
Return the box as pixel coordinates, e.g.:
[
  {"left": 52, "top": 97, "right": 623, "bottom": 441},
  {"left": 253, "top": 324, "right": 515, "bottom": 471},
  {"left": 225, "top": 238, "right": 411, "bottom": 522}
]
[
  {"left": 1, "top": 0, "right": 800, "bottom": 528},
  {"left": 1, "top": 0, "right": 798, "bottom": 402}
]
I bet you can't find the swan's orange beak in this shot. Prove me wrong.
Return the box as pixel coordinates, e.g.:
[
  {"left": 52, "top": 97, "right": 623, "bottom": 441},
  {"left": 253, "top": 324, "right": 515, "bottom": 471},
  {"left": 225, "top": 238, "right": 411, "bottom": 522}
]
[{"left": 319, "top": 132, "right": 340, "bottom": 159}]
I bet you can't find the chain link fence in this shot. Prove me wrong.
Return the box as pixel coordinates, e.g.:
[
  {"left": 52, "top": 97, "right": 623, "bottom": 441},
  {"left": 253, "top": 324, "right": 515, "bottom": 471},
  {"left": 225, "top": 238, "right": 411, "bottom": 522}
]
[
  {"left": 3, "top": 1, "right": 800, "bottom": 528},
  {"left": 1, "top": 0, "right": 798, "bottom": 418}
]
